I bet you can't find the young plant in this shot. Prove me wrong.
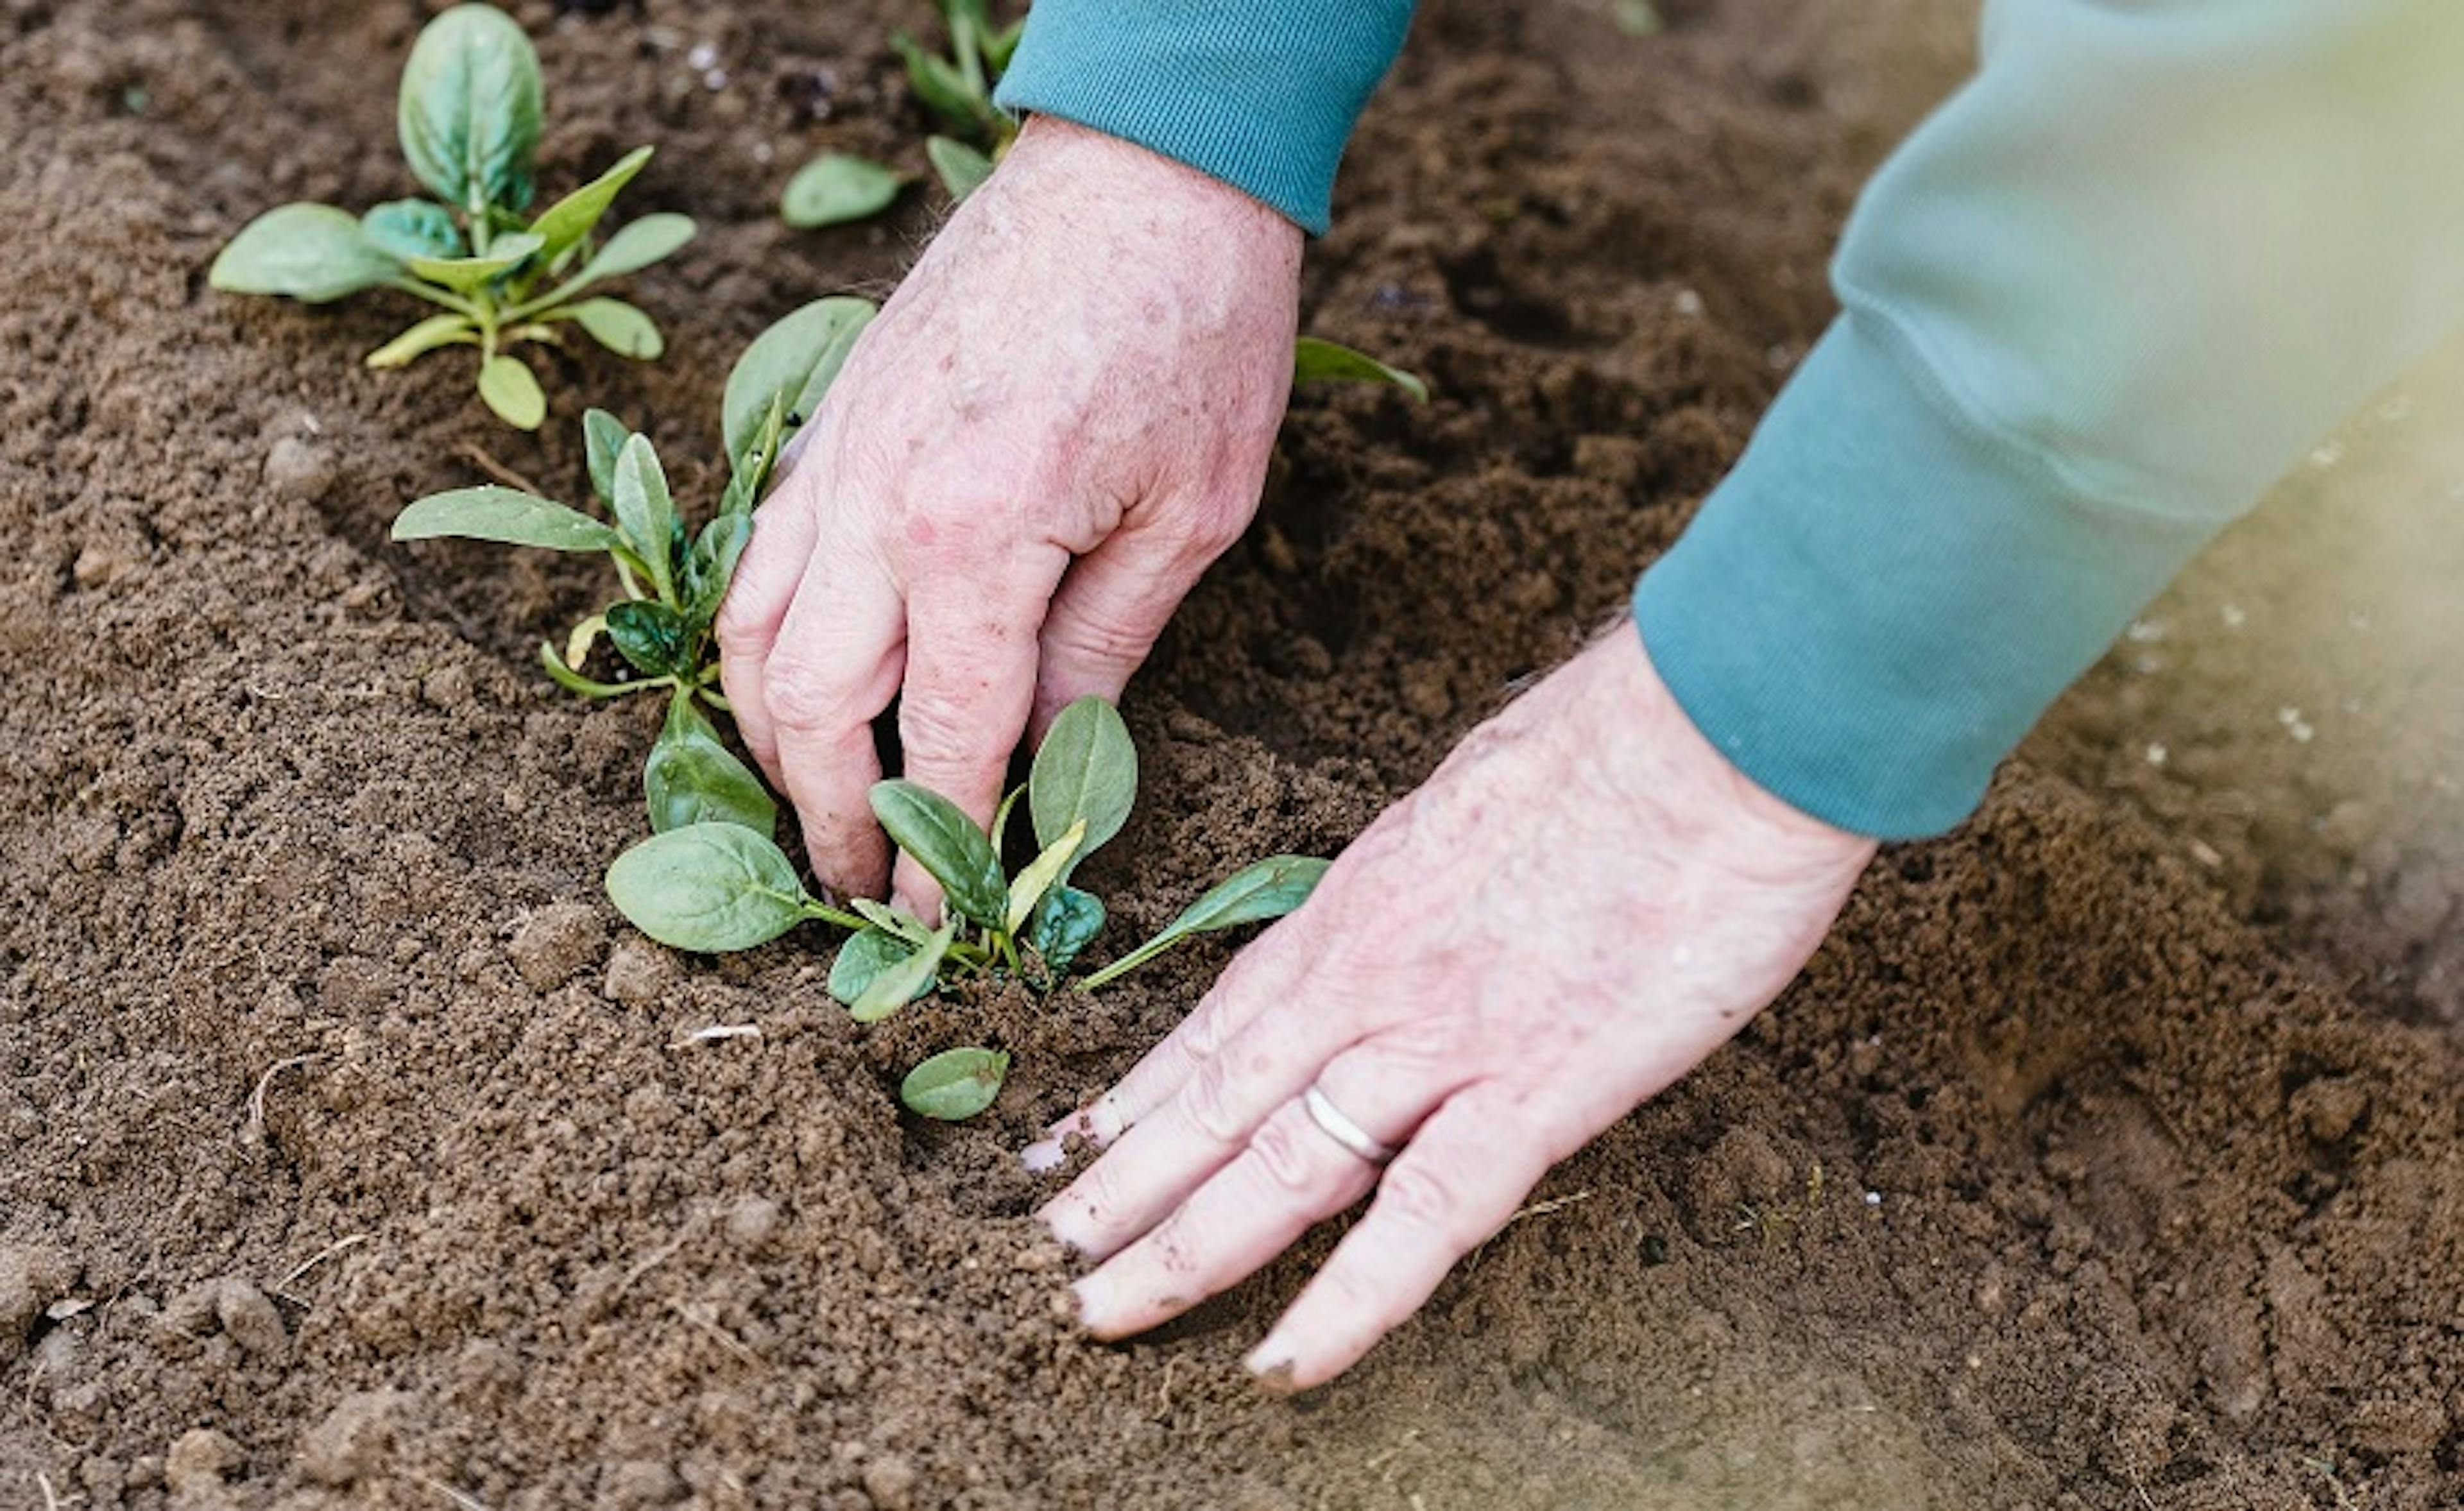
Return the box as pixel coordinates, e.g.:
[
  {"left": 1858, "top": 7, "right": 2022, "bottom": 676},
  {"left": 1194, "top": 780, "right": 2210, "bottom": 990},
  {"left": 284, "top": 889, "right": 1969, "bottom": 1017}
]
[
  {"left": 781, "top": 0, "right": 1018, "bottom": 220},
  {"left": 604, "top": 696, "right": 1330, "bottom": 1120},
  {"left": 209, "top": 4, "right": 696, "bottom": 429},
  {"left": 1294, "top": 336, "right": 1431, "bottom": 403},
  {"left": 389, "top": 295, "right": 876, "bottom": 834}
]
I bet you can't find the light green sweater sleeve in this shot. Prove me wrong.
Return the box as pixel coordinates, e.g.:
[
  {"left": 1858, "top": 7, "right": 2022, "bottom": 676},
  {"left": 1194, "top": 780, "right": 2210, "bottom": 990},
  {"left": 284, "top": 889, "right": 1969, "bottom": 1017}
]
[{"left": 1636, "top": 1, "right": 2464, "bottom": 835}]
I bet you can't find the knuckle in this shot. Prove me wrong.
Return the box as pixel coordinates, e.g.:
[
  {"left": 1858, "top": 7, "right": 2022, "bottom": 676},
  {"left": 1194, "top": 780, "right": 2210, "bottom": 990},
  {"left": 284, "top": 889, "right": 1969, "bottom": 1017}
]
[
  {"left": 898, "top": 685, "right": 993, "bottom": 769},
  {"left": 1177, "top": 496, "right": 1253, "bottom": 559},
  {"left": 760, "top": 658, "right": 855, "bottom": 737},
  {"left": 1047, "top": 594, "right": 1157, "bottom": 672},
  {"left": 1374, "top": 1160, "right": 1466, "bottom": 1245},
  {"left": 1245, "top": 1109, "right": 1323, "bottom": 1199},
  {"left": 1176, "top": 1060, "right": 1249, "bottom": 1150},
  {"left": 1177, "top": 997, "right": 1233, "bottom": 1065}
]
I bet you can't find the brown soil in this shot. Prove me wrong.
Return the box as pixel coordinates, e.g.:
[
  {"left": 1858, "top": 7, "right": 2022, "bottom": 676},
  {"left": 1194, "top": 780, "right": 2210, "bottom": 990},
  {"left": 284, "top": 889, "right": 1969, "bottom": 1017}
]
[{"left": 5, "top": 1, "right": 2460, "bottom": 1508}]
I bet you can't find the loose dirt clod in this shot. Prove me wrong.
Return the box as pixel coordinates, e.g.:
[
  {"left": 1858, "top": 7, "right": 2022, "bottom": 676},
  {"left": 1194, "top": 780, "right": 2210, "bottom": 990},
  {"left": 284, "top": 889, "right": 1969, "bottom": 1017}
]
[
  {"left": 0, "top": 1245, "right": 73, "bottom": 1360},
  {"left": 163, "top": 1430, "right": 243, "bottom": 1498},
  {"left": 508, "top": 901, "right": 607, "bottom": 991},
  {"left": 296, "top": 1390, "right": 416, "bottom": 1488},
  {"left": 212, "top": 1278, "right": 287, "bottom": 1358}
]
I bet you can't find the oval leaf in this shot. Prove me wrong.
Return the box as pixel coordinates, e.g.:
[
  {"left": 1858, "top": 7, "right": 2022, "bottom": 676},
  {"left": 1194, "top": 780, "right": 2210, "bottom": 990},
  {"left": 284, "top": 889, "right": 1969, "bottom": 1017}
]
[
  {"left": 361, "top": 199, "right": 465, "bottom": 261},
  {"left": 646, "top": 694, "right": 776, "bottom": 834},
  {"left": 782, "top": 152, "right": 904, "bottom": 229},
  {"left": 1027, "top": 884, "right": 1104, "bottom": 977},
  {"left": 210, "top": 203, "right": 401, "bottom": 304},
  {"left": 1165, "top": 855, "right": 1331, "bottom": 936},
  {"left": 1029, "top": 696, "right": 1136, "bottom": 876},
  {"left": 569, "top": 296, "right": 663, "bottom": 360},
  {"left": 364, "top": 312, "right": 476, "bottom": 369},
  {"left": 900, "top": 1046, "right": 1009, "bottom": 1122},
  {"left": 391, "top": 486, "right": 617, "bottom": 551},
  {"left": 926, "top": 135, "right": 995, "bottom": 202},
  {"left": 605, "top": 599, "right": 690, "bottom": 679},
  {"left": 722, "top": 296, "right": 875, "bottom": 466},
  {"left": 850, "top": 922, "right": 953, "bottom": 1023},
  {"left": 828, "top": 927, "right": 918, "bottom": 1009},
  {"left": 406, "top": 231, "right": 543, "bottom": 291},
  {"left": 683, "top": 513, "right": 752, "bottom": 627},
  {"left": 528, "top": 144, "right": 653, "bottom": 265},
  {"left": 1292, "top": 337, "right": 1430, "bottom": 403},
  {"left": 575, "top": 212, "right": 696, "bottom": 284},
  {"left": 605, "top": 823, "right": 811, "bottom": 953},
  {"left": 1005, "top": 819, "right": 1084, "bottom": 934},
  {"left": 868, "top": 780, "right": 1006, "bottom": 927},
  {"left": 398, "top": 3, "right": 543, "bottom": 212},
  {"left": 611, "top": 433, "right": 676, "bottom": 590},
  {"left": 583, "top": 408, "right": 631, "bottom": 504},
  {"left": 476, "top": 352, "right": 546, "bottom": 429}
]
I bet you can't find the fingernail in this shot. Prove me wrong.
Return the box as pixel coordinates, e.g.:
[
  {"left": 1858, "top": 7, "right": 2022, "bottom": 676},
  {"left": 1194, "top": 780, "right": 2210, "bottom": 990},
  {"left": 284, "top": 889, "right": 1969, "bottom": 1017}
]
[
  {"left": 1244, "top": 1339, "right": 1301, "bottom": 1393},
  {"left": 1020, "top": 1138, "right": 1066, "bottom": 1174},
  {"left": 1068, "top": 1275, "right": 1108, "bottom": 1332},
  {"left": 1083, "top": 1097, "right": 1126, "bottom": 1147}
]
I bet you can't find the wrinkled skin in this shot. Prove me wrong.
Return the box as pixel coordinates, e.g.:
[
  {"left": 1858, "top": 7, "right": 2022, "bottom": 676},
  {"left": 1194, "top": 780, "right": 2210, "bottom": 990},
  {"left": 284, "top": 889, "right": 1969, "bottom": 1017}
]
[
  {"left": 1029, "top": 631, "right": 1876, "bottom": 1386},
  {"left": 719, "top": 117, "right": 1301, "bottom": 914},
  {"left": 719, "top": 119, "right": 1878, "bottom": 1387}
]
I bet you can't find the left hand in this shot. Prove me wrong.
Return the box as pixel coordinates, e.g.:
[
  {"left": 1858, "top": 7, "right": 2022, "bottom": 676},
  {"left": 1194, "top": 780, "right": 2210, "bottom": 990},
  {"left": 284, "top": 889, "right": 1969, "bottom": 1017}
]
[{"left": 1027, "top": 629, "right": 1878, "bottom": 1387}]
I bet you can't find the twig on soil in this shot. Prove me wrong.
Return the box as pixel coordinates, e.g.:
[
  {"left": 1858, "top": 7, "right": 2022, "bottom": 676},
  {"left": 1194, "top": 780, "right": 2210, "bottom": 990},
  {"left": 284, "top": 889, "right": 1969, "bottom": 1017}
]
[
  {"left": 244, "top": 1053, "right": 320, "bottom": 1142},
  {"left": 669, "top": 1023, "right": 762, "bottom": 1049},
  {"left": 1468, "top": 1188, "right": 1594, "bottom": 1272},
  {"left": 2303, "top": 1458, "right": 2361, "bottom": 1510},
  {"left": 453, "top": 443, "right": 546, "bottom": 497},
  {"left": 670, "top": 1299, "right": 761, "bottom": 1368},
  {"left": 409, "top": 1474, "right": 495, "bottom": 1511},
  {"left": 611, "top": 1211, "right": 708, "bottom": 1304},
  {"left": 37, "top": 1471, "right": 62, "bottom": 1511},
  {"left": 271, "top": 1233, "right": 373, "bottom": 1306}
]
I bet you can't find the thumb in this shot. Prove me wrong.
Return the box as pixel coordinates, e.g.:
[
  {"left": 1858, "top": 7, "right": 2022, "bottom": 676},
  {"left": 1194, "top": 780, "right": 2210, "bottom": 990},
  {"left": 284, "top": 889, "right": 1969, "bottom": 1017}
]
[{"left": 1033, "top": 502, "right": 1246, "bottom": 737}]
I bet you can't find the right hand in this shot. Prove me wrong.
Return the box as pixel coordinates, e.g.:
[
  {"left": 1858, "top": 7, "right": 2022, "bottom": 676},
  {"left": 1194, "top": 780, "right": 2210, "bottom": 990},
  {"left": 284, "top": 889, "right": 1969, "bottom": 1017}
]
[{"left": 717, "top": 117, "right": 1304, "bottom": 913}]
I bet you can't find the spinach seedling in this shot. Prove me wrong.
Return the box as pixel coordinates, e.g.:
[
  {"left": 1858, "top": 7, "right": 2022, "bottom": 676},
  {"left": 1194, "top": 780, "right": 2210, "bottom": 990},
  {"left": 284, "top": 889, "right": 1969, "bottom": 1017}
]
[
  {"left": 390, "top": 296, "right": 875, "bottom": 834},
  {"left": 209, "top": 4, "right": 695, "bottom": 429},
  {"left": 604, "top": 696, "right": 1328, "bottom": 1120},
  {"left": 1294, "top": 336, "right": 1430, "bottom": 403},
  {"left": 783, "top": 0, "right": 1018, "bottom": 219}
]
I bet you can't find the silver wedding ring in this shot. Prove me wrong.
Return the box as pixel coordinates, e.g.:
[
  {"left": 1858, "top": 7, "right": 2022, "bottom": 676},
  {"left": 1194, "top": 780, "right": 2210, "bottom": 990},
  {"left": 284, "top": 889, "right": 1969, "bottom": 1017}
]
[{"left": 1303, "top": 1084, "right": 1397, "bottom": 1165}]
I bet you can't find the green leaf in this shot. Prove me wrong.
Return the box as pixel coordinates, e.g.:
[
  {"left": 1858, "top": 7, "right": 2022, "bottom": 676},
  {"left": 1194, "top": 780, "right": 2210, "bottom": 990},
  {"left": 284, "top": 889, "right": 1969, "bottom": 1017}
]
[
  {"left": 606, "top": 599, "right": 690, "bottom": 678},
  {"left": 645, "top": 691, "right": 776, "bottom": 835},
  {"left": 1027, "top": 884, "right": 1104, "bottom": 977},
  {"left": 527, "top": 144, "right": 654, "bottom": 266},
  {"left": 361, "top": 199, "right": 465, "bottom": 260},
  {"left": 583, "top": 409, "right": 631, "bottom": 504},
  {"left": 682, "top": 513, "right": 751, "bottom": 627},
  {"left": 850, "top": 921, "right": 953, "bottom": 1023},
  {"left": 610, "top": 434, "right": 676, "bottom": 595},
  {"left": 722, "top": 297, "right": 875, "bottom": 468},
  {"left": 573, "top": 212, "right": 696, "bottom": 284},
  {"left": 210, "top": 203, "right": 401, "bottom": 303},
  {"left": 1005, "top": 818, "right": 1085, "bottom": 934},
  {"left": 851, "top": 898, "right": 932, "bottom": 945},
  {"left": 989, "top": 783, "right": 1024, "bottom": 854},
  {"left": 828, "top": 927, "right": 918, "bottom": 1009},
  {"left": 398, "top": 3, "right": 544, "bottom": 212},
  {"left": 568, "top": 297, "right": 663, "bottom": 360},
  {"left": 1081, "top": 856, "right": 1331, "bottom": 989},
  {"left": 717, "top": 393, "right": 790, "bottom": 517},
  {"left": 781, "top": 152, "right": 904, "bottom": 229},
  {"left": 364, "top": 312, "right": 477, "bottom": 369},
  {"left": 868, "top": 780, "right": 1007, "bottom": 928},
  {"left": 406, "top": 231, "right": 543, "bottom": 291},
  {"left": 605, "top": 822, "right": 812, "bottom": 953},
  {"left": 1029, "top": 696, "right": 1137, "bottom": 882},
  {"left": 476, "top": 351, "right": 546, "bottom": 429},
  {"left": 391, "top": 486, "right": 617, "bottom": 550},
  {"left": 900, "top": 1046, "right": 1009, "bottom": 1121},
  {"left": 896, "top": 35, "right": 986, "bottom": 130},
  {"left": 1292, "top": 337, "right": 1430, "bottom": 403},
  {"left": 926, "top": 135, "right": 995, "bottom": 202}
]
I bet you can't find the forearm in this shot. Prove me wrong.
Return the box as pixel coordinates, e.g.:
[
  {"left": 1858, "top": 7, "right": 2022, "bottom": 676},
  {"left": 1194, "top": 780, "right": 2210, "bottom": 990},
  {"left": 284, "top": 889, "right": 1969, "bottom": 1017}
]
[{"left": 1637, "top": 0, "right": 2464, "bottom": 837}]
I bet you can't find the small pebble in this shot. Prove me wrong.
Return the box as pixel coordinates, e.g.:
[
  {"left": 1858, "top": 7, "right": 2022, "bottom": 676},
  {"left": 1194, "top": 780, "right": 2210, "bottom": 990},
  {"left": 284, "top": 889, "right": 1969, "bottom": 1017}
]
[{"left": 214, "top": 1278, "right": 287, "bottom": 1358}]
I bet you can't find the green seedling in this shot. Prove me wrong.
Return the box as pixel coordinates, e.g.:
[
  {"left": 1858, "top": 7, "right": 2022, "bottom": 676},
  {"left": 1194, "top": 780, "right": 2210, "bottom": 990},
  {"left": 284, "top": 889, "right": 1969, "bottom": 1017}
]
[
  {"left": 209, "top": 4, "right": 696, "bottom": 429},
  {"left": 782, "top": 0, "right": 1018, "bottom": 218},
  {"left": 604, "top": 696, "right": 1329, "bottom": 1120},
  {"left": 1294, "top": 336, "right": 1432, "bottom": 403},
  {"left": 389, "top": 296, "right": 876, "bottom": 833}
]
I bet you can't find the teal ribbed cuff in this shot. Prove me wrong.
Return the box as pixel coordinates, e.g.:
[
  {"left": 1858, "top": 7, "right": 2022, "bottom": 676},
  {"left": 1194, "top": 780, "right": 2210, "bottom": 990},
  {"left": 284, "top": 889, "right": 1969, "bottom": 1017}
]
[
  {"left": 1634, "top": 315, "right": 2227, "bottom": 840},
  {"left": 992, "top": 0, "right": 1415, "bottom": 235}
]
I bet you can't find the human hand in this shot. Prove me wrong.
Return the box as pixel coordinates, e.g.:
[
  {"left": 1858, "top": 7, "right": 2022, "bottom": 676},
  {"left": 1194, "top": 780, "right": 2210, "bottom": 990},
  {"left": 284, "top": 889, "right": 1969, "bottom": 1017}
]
[
  {"left": 1027, "top": 629, "right": 1879, "bottom": 1388},
  {"left": 717, "top": 117, "right": 1302, "bottom": 910}
]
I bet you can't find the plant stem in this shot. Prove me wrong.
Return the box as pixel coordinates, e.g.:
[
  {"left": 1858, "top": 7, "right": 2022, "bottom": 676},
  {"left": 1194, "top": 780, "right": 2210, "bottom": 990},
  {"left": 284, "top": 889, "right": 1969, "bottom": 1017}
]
[
  {"left": 801, "top": 901, "right": 871, "bottom": 933},
  {"left": 1079, "top": 935, "right": 1176, "bottom": 991},
  {"left": 536, "top": 645, "right": 667, "bottom": 700}
]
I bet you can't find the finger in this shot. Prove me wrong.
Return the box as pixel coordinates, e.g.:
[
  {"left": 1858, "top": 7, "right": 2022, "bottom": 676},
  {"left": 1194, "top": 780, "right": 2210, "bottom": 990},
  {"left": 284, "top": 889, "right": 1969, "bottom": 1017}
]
[
  {"left": 890, "top": 553, "right": 1066, "bottom": 918},
  {"left": 1031, "top": 503, "right": 1240, "bottom": 739},
  {"left": 1038, "top": 975, "right": 1368, "bottom": 1260},
  {"left": 1244, "top": 1091, "right": 1560, "bottom": 1390},
  {"left": 763, "top": 539, "right": 907, "bottom": 900},
  {"left": 1021, "top": 909, "right": 1326, "bottom": 1172},
  {"left": 1072, "top": 1096, "right": 1386, "bottom": 1340},
  {"left": 715, "top": 491, "right": 823, "bottom": 785}
]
